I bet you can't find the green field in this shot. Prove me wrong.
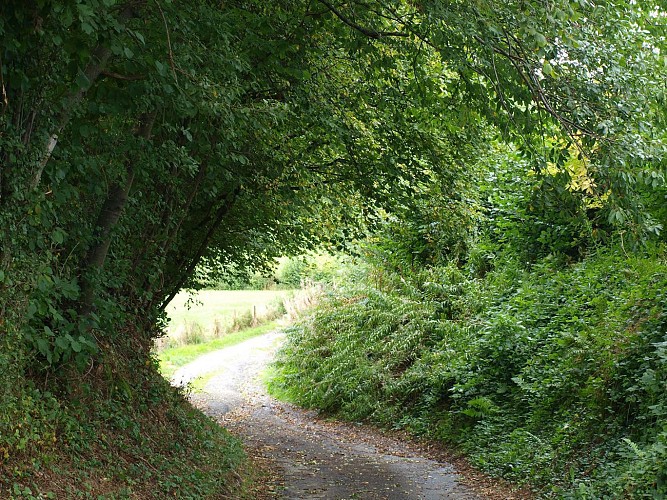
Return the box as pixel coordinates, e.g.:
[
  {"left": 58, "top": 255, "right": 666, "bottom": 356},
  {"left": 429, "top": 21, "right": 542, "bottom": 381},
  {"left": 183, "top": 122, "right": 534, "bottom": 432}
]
[
  {"left": 157, "top": 289, "right": 294, "bottom": 377},
  {"left": 166, "top": 289, "right": 291, "bottom": 326}
]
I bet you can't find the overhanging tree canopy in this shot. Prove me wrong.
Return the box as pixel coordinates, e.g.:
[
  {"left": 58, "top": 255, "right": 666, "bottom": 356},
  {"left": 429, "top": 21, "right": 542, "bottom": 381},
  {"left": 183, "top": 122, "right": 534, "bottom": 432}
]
[{"left": 0, "top": 0, "right": 664, "bottom": 379}]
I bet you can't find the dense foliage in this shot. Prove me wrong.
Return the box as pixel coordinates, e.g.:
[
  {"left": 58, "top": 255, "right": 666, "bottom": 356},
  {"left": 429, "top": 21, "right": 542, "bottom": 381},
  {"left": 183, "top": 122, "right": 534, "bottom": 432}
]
[
  {"left": 271, "top": 138, "right": 667, "bottom": 494},
  {"left": 268, "top": 3, "right": 667, "bottom": 490},
  {"left": 1, "top": 0, "right": 666, "bottom": 493},
  {"left": 272, "top": 247, "right": 667, "bottom": 496}
]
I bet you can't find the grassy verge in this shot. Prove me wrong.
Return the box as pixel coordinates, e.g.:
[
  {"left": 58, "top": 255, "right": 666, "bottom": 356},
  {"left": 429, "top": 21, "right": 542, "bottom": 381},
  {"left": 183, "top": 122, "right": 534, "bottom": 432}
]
[
  {"left": 3, "top": 286, "right": 318, "bottom": 498},
  {"left": 4, "top": 306, "right": 285, "bottom": 497},
  {"left": 159, "top": 321, "right": 279, "bottom": 379}
]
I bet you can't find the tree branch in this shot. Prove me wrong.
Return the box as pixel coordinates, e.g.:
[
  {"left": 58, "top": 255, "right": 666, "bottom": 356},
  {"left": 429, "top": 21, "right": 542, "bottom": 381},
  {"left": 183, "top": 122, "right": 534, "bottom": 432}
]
[
  {"left": 158, "top": 187, "right": 240, "bottom": 311},
  {"left": 318, "top": 0, "right": 409, "bottom": 39},
  {"left": 101, "top": 70, "right": 146, "bottom": 81},
  {"left": 79, "top": 111, "right": 157, "bottom": 315},
  {"left": 33, "top": 1, "right": 145, "bottom": 189},
  {"left": 153, "top": 0, "right": 179, "bottom": 85}
]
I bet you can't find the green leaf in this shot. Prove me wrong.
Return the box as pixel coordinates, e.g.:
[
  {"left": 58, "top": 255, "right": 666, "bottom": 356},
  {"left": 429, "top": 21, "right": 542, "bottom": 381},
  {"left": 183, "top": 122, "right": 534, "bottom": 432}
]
[
  {"left": 542, "top": 62, "right": 554, "bottom": 78},
  {"left": 155, "top": 60, "right": 167, "bottom": 76},
  {"left": 61, "top": 8, "right": 73, "bottom": 27},
  {"left": 52, "top": 228, "right": 66, "bottom": 245},
  {"left": 81, "top": 21, "right": 94, "bottom": 35},
  {"left": 55, "top": 336, "right": 69, "bottom": 350},
  {"left": 133, "top": 30, "right": 145, "bottom": 45},
  {"left": 76, "top": 72, "right": 90, "bottom": 90},
  {"left": 36, "top": 337, "right": 50, "bottom": 355},
  {"left": 70, "top": 339, "right": 82, "bottom": 353}
]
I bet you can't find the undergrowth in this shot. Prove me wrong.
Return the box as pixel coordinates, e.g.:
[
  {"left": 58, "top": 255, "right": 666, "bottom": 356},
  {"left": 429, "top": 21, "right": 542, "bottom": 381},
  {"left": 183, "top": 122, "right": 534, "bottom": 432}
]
[
  {"left": 1, "top": 361, "right": 245, "bottom": 499},
  {"left": 269, "top": 246, "right": 667, "bottom": 497}
]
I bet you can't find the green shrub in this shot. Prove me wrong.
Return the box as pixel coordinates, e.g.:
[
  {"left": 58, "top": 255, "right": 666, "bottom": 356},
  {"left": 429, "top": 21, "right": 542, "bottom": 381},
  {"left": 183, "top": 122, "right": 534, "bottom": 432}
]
[
  {"left": 275, "top": 257, "right": 309, "bottom": 288},
  {"left": 270, "top": 246, "right": 667, "bottom": 497}
]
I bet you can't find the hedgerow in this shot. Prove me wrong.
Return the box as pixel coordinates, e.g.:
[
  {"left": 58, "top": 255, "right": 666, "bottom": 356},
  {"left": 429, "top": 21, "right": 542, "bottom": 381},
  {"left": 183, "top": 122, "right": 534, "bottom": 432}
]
[{"left": 271, "top": 247, "right": 667, "bottom": 496}]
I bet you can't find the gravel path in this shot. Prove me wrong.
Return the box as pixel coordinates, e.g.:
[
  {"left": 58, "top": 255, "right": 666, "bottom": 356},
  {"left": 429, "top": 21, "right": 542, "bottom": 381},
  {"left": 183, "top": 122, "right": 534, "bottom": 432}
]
[{"left": 172, "top": 331, "right": 489, "bottom": 499}]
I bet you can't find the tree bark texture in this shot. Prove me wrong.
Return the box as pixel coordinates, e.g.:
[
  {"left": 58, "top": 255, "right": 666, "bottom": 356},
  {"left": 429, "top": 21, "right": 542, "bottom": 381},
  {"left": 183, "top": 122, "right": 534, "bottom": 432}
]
[{"left": 79, "top": 111, "right": 156, "bottom": 315}]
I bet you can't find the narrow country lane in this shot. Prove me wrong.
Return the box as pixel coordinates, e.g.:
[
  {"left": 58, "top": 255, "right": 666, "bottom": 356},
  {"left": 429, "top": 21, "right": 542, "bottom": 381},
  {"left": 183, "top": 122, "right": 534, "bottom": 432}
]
[{"left": 172, "top": 331, "right": 496, "bottom": 499}]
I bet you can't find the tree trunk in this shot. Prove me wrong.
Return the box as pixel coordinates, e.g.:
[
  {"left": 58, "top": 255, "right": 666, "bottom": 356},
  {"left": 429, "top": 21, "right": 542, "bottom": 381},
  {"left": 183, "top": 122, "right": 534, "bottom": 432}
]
[
  {"left": 158, "top": 187, "right": 240, "bottom": 310},
  {"left": 79, "top": 112, "right": 156, "bottom": 315},
  {"left": 32, "top": 2, "right": 143, "bottom": 189}
]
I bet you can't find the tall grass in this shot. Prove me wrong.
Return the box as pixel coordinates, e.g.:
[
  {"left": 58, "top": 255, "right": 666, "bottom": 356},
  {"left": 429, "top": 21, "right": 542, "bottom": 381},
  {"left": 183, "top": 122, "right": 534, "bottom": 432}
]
[{"left": 155, "top": 290, "right": 291, "bottom": 350}]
